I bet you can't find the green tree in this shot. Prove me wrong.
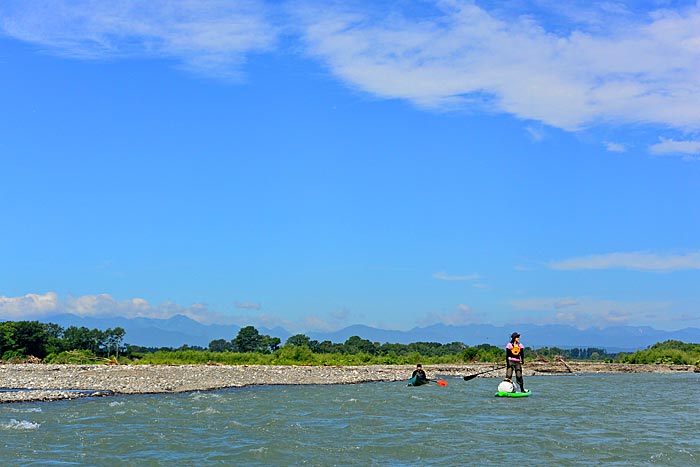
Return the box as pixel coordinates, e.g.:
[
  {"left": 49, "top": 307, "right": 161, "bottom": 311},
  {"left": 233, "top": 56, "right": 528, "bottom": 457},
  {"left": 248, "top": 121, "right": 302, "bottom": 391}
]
[
  {"left": 263, "top": 336, "right": 281, "bottom": 353},
  {"left": 208, "top": 339, "right": 231, "bottom": 352},
  {"left": 344, "top": 336, "right": 378, "bottom": 355},
  {"left": 231, "top": 326, "right": 280, "bottom": 353},
  {"left": 0, "top": 322, "right": 18, "bottom": 356},
  {"left": 317, "top": 340, "right": 343, "bottom": 353},
  {"left": 231, "top": 326, "right": 262, "bottom": 352},
  {"left": 12, "top": 321, "right": 52, "bottom": 358},
  {"left": 462, "top": 347, "right": 479, "bottom": 361},
  {"left": 104, "top": 327, "right": 126, "bottom": 357},
  {"left": 286, "top": 334, "right": 312, "bottom": 347},
  {"left": 62, "top": 326, "right": 95, "bottom": 351}
]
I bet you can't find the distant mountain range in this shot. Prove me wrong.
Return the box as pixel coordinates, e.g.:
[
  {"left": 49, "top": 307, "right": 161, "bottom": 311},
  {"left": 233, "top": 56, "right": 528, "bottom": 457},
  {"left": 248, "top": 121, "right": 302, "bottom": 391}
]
[{"left": 39, "top": 314, "right": 700, "bottom": 352}]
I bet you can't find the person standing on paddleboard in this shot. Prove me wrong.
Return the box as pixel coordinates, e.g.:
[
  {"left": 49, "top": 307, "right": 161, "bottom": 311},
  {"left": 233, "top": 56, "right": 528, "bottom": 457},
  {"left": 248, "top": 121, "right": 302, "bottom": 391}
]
[{"left": 505, "top": 332, "right": 526, "bottom": 392}]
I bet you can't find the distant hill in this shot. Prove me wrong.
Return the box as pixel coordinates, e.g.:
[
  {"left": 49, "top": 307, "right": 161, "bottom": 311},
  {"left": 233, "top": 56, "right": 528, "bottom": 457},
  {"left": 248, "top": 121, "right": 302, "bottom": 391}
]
[
  {"left": 37, "top": 314, "right": 700, "bottom": 352},
  {"left": 45, "top": 314, "right": 244, "bottom": 348}
]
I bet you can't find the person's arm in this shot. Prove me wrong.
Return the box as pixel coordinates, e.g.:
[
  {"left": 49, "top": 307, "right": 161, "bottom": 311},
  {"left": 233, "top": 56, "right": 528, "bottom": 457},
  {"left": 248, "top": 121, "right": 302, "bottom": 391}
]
[{"left": 520, "top": 346, "right": 525, "bottom": 363}]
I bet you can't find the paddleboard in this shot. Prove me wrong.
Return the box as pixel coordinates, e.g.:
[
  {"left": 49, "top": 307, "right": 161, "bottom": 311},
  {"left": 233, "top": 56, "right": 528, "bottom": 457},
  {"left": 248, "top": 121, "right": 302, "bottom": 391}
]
[{"left": 495, "top": 389, "right": 531, "bottom": 397}]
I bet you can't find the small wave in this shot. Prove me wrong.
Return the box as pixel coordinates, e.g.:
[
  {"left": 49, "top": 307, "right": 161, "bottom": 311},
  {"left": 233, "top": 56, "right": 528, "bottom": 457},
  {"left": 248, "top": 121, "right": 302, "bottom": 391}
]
[
  {"left": 248, "top": 447, "right": 268, "bottom": 454},
  {"left": 194, "top": 407, "right": 220, "bottom": 415},
  {"left": 191, "top": 392, "right": 222, "bottom": 401},
  {"left": 2, "top": 419, "right": 40, "bottom": 430},
  {"left": 9, "top": 407, "right": 42, "bottom": 413},
  {"left": 109, "top": 401, "right": 124, "bottom": 407}
]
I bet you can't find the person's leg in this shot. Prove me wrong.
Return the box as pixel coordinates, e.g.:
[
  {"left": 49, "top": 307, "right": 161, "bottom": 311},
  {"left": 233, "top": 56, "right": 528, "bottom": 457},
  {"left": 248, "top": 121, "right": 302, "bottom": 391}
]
[
  {"left": 515, "top": 363, "right": 524, "bottom": 391},
  {"left": 506, "top": 361, "right": 513, "bottom": 380}
]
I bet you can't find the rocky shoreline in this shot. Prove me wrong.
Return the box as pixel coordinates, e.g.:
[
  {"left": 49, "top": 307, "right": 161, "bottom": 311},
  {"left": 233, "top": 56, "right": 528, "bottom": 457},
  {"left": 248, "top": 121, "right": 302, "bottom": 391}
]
[{"left": 1, "top": 362, "right": 697, "bottom": 403}]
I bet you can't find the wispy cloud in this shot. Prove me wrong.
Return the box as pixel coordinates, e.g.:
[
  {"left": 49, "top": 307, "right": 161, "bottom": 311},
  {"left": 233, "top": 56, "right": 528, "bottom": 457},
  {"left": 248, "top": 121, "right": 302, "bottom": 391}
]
[
  {"left": 0, "top": 0, "right": 277, "bottom": 79},
  {"left": 3, "top": 1, "right": 700, "bottom": 134},
  {"left": 510, "top": 296, "right": 675, "bottom": 327},
  {"left": 419, "top": 303, "right": 485, "bottom": 327},
  {"left": 234, "top": 301, "right": 262, "bottom": 311},
  {"left": 297, "top": 1, "right": 700, "bottom": 132},
  {"left": 549, "top": 251, "right": 700, "bottom": 272},
  {"left": 605, "top": 141, "right": 627, "bottom": 153},
  {"left": 649, "top": 138, "right": 700, "bottom": 161},
  {"left": 232, "top": 307, "right": 357, "bottom": 333},
  {"left": 0, "top": 292, "right": 362, "bottom": 332},
  {"left": 432, "top": 271, "right": 480, "bottom": 281},
  {"left": 526, "top": 126, "right": 545, "bottom": 142}
]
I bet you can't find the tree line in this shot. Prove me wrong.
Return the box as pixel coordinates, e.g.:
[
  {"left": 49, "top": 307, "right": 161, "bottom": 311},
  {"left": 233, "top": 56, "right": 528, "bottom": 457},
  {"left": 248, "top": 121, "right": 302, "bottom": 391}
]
[
  {"left": 0, "top": 320, "right": 126, "bottom": 362},
  {"left": 203, "top": 327, "right": 622, "bottom": 362},
  {"left": 1, "top": 321, "right": 698, "bottom": 366}
]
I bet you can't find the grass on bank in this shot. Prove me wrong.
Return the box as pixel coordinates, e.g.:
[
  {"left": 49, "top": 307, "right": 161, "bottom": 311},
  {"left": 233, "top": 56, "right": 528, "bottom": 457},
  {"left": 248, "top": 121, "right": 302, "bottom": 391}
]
[
  {"left": 34, "top": 340, "right": 700, "bottom": 366},
  {"left": 120, "top": 347, "right": 467, "bottom": 366}
]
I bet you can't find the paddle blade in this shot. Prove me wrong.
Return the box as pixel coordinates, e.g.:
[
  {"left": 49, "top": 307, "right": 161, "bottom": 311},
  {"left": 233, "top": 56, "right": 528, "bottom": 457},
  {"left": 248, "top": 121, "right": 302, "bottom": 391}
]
[
  {"left": 463, "top": 374, "right": 478, "bottom": 382},
  {"left": 436, "top": 379, "right": 448, "bottom": 387}
]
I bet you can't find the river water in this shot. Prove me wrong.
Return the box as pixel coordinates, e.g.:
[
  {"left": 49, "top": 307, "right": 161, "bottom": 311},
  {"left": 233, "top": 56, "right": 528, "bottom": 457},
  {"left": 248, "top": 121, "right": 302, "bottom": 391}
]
[{"left": 2, "top": 372, "right": 698, "bottom": 466}]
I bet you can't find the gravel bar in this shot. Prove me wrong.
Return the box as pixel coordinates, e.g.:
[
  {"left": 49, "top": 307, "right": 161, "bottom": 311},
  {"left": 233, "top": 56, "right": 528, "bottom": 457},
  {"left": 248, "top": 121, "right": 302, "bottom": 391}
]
[{"left": 1, "top": 362, "right": 697, "bottom": 403}]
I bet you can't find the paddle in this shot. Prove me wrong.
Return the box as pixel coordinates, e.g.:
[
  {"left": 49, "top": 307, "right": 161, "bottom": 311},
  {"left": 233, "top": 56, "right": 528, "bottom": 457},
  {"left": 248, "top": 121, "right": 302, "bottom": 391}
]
[
  {"left": 462, "top": 367, "right": 502, "bottom": 381},
  {"left": 429, "top": 379, "right": 448, "bottom": 387}
]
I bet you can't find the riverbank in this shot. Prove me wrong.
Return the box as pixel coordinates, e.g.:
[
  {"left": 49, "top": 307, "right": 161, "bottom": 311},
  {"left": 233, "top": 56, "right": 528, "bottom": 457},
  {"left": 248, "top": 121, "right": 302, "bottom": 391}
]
[{"left": 1, "top": 362, "right": 697, "bottom": 403}]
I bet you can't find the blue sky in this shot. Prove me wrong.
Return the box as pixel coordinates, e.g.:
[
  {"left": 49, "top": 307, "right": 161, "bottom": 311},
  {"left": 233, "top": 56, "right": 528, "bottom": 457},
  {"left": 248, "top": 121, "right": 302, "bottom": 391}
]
[{"left": 1, "top": 0, "right": 699, "bottom": 333}]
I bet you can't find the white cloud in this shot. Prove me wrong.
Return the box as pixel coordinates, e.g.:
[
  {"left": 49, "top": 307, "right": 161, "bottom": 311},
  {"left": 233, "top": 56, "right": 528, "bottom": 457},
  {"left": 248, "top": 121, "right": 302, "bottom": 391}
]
[
  {"left": 0, "top": 0, "right": 277, "bottom": 79},
  {"left": 297, "top": 1, "right": 700, "bottom": 132},
  {"left": 0, "top": 291, "right": 220, "bottom": 323},
  {"left": 549, "top": 251, "right": 700, "bottom": 272},
  {"left": 649, "top": 137, "right": 700, "bottom": 161},
  {"left": 0, "top": 292, "right": 59, "bottom": 319}
]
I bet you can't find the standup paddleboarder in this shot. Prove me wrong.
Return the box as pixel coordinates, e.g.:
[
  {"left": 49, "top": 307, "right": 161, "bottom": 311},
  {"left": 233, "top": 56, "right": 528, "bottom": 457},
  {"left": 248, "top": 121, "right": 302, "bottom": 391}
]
[{"left": 505, "top": 332, "right": 526, "bottom": 392}]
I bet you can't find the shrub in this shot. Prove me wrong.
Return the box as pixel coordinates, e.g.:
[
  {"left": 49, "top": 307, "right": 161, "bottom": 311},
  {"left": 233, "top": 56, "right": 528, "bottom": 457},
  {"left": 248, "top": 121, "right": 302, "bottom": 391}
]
[
  {"left": 273, "top": 345, "right": 316, "bottom": 364},
  {"left": 44, "top": 350, "right": 101, "bottom": 364},
  {"left": 2, "top": 350, "right": 26, "bottom": 362}
]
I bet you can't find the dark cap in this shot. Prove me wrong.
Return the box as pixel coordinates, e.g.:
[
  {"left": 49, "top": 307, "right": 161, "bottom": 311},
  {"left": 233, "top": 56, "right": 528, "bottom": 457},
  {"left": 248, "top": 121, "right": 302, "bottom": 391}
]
[{"left": 511, "top": 332, "right": 520, "bottom": 339}]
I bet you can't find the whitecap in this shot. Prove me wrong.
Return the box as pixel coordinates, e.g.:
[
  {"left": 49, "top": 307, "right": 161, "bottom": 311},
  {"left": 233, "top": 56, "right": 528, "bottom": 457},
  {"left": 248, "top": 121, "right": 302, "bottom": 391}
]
[
  {"left": 9, "top": 407, "right": 42, "bottom": 413},
  {"left": 191, "top": 392, "right": 222, "bottom": 401},
  {"left": 2, "top": 419, "right": 40, "bottom": 430}
]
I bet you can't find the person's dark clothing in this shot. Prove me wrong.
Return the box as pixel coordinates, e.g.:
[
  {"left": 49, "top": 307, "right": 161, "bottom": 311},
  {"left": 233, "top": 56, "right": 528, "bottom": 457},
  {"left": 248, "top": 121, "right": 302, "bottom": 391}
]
[{"left": 411, "top": 368, "right": 427, "bottom": 383}]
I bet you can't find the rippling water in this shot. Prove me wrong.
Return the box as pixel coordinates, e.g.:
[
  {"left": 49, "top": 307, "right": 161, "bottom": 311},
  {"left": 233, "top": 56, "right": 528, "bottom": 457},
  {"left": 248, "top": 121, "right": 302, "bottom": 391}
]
[{"left": 2, "top": 373, "right": 698, "bottom": 466}]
